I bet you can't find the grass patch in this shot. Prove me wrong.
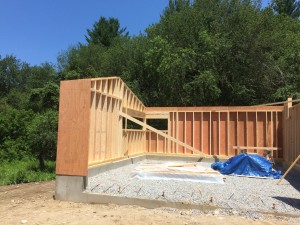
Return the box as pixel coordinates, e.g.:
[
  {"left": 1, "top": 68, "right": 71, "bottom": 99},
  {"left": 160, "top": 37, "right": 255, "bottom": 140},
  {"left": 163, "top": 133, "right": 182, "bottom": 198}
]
[{"left": 0, "top": 159, "right": 55, "bottom": 186}]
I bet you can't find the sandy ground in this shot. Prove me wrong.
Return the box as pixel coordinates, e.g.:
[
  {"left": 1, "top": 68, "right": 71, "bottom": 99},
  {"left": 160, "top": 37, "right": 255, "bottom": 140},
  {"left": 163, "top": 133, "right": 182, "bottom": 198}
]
[{"left": 0, "top": 180, "right": 298, "bottom": 225}]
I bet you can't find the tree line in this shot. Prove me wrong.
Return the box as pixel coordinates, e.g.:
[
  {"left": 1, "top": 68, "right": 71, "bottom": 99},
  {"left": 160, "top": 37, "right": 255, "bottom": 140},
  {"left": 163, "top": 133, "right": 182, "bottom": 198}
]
[{"left": 1, "top": 0, "right": 299, "bottom": 169}]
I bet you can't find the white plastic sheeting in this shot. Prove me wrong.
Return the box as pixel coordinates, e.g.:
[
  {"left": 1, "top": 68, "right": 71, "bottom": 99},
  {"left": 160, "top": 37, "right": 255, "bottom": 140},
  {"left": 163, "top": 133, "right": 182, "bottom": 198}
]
[{"left": 131, "top": 162, "right": 224, "bottom": 184}]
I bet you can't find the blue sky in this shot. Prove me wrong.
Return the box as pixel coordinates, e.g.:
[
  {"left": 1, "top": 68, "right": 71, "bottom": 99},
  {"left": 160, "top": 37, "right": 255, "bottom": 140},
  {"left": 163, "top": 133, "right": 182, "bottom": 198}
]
[{"left": 0, "top": 0, "right": 270, "bottom": 66}]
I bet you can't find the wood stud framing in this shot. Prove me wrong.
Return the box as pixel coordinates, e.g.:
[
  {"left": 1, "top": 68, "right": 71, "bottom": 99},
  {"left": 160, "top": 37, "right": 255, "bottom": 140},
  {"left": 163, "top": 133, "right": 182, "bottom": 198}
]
[
  {"left": 57, "top": 77, "right": 295, "bottom": 176},
  {"left": 284, "top": 99, "right": 300, "bottom": 164},
  {"left": 156, "top": 110, "right": 283, "bottom": 157}
]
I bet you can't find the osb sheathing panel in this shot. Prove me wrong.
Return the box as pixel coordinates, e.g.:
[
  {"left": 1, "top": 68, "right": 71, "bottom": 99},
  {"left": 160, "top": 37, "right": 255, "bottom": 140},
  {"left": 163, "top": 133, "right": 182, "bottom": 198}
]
[{"left": 56, "top": 79, "right": 91, "bottom": 176}]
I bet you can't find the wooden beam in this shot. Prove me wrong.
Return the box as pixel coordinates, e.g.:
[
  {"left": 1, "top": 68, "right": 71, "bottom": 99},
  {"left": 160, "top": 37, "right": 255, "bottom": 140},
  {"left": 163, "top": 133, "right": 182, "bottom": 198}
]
[
  {"left": 265, "top": 111, "right": 268, "bottom": 147},
  {"left": 209, "top": 111, "right": 212, "bottom": 155},
  {"left": 277, "top": 155, "right": 300, "bottom": 185},
  {"left": 184, "top": 112, "right": 186, "bottom": 154},
  {"left": 168, "top": 113, "right": 171, "bottom": 153},
  {"left": 176, "top": 112, "right": 178, "bottom": 154},
  {"left": 227, "top": 112, "right": 230, "bottom": 156},
  {"left": 201, "top": 112, "right": 203, "bottom": 153},
  {"left": 120, "top": 112, "right": 207, "bottom": 156},
  {"left": 94, "top": 93, "right": 101, "bottom": 161},
  {"left": 246, "top": 112, "right": 248, "bottom": 147},
  {"left": 255, "top": 111, "right": 258, "bottom": 147},
  {"left": 101, "top": 93, "right": 107, "bottom": 161},
  {"left": 122, "top": 107, "right": 145, "bottom": 118},
  {"left": 233, "top": 146, "right": 280, "bottom": 150},
  {"left": 145, "top": 112, "right": 169, "bottom": 119},
  {"left": 218, "top": 112, "right": 220, "bottom": 156},
  {"left": 192, "top": 112, "right": 195, "bottom": 149},
  {"left": 236, "top": 112, "right": 239, "bottom": 148},
  {"left": 89, "top": 84, "right": 96, "bottom": 163}
]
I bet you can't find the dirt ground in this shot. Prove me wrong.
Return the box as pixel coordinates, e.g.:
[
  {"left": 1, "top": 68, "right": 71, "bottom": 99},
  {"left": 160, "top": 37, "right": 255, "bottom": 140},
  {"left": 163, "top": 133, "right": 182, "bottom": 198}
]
[{"left": 0, "top": 181, "right": 298, "bottom": 225}]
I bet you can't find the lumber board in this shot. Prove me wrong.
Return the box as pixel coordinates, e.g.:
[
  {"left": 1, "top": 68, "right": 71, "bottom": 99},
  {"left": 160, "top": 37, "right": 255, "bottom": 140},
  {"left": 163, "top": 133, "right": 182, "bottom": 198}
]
[{"left": 277, "top": 155, "right": 300, "bottom": 185}]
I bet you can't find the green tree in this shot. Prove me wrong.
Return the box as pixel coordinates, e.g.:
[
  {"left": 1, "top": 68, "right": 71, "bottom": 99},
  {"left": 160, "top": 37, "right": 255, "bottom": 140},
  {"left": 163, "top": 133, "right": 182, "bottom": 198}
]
[
  {"left": 271, "top": 0, "right": 300, "bottom": 18},
  {"left": 27, "top": 110, "right": 58, "bottom": 170},
  {"left": 28, "top": 82, "right": 59, "bottom": 112},
  {"left": 0, "top": 108, "right": 33, "bottom": 161},
  {"left": 85, "top": 17, "right": 127, "bottom": 46},
  {"left": 0, "top": 56, "right": 30, "bottom": 96},
  {"left": 163, "top": 0, "right": 192, "bottom": 17}
]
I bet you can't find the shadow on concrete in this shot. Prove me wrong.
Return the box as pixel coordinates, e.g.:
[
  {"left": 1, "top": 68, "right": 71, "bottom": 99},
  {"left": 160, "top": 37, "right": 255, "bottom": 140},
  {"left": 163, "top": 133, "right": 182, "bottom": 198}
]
[{"left": 273, "top": 196, "right": 300, "bottom": 210}]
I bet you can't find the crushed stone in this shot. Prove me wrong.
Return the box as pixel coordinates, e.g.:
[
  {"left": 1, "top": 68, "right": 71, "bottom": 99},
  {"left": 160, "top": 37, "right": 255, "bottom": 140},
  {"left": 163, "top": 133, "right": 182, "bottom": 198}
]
[{"left": 86, "top": 160, "right": 300, "bottom": 222}]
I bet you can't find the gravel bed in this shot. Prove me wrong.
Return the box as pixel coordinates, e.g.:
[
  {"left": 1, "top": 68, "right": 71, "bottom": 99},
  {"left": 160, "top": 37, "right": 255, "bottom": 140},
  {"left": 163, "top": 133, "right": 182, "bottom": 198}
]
[{"left": 86, "top": 160, "right": 300, "bottom": 221}]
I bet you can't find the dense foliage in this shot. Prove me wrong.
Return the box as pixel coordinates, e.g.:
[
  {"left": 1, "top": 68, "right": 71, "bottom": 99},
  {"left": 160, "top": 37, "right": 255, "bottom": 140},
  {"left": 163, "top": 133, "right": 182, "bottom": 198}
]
[
  {"left": 1, "top": 0, "right": 300, "bottom": 181},
  {"left": 0, "top": 57, "right": 59, "bottom": 171},
  {"left": 59, "top": 0, "right": 300, "bottom": 106}
]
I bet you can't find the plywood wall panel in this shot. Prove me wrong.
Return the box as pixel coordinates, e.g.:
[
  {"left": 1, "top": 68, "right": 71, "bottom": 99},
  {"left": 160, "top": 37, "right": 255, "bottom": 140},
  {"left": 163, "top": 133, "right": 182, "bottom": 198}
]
[{"left": 56, "top": 79, "right": 91, "bottom": 176}]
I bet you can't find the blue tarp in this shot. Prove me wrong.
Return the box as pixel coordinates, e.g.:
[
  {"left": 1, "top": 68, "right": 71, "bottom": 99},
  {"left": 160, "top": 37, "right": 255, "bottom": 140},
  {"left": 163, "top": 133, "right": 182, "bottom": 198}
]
[{"left": 211, "top": 154, "right": 282, "bottom": 179}]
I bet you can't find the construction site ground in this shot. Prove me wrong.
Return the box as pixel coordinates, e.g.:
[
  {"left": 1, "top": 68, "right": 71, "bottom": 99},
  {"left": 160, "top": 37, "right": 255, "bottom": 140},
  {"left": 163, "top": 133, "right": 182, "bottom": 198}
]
[{"left": 0, "top": 180, "right": 299, "bottom": 225}]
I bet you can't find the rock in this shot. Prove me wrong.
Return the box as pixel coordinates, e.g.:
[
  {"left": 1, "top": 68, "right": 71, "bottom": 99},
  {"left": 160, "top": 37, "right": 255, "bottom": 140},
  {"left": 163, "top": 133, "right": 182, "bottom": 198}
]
[
  {"left": 213, "top": 210, "right": 220, "bottom": 215},
  {"left": 21, "top": 220, "right": 27, "bottom": 224}
]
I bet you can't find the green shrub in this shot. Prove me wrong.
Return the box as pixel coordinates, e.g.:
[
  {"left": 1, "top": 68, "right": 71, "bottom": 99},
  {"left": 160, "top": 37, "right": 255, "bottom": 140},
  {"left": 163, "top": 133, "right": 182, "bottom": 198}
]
[{"left": 0, "top": 159, "right": 55, "bottom": 185}]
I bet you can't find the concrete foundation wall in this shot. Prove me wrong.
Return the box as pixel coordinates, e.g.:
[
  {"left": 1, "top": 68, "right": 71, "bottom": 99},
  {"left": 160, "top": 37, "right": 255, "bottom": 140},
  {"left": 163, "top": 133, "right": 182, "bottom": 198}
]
[{"left": 55, "top": 154, "right": 225, "bottom": 203}]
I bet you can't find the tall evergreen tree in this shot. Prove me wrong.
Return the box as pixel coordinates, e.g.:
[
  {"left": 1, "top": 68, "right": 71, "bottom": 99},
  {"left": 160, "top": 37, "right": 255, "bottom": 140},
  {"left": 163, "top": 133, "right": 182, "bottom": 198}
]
[
  {"left": 85, "top": 17, "right": 127, "bottom": 47},
  {"left": 271, "top": 0, "right": 300, "bottom": 18}
]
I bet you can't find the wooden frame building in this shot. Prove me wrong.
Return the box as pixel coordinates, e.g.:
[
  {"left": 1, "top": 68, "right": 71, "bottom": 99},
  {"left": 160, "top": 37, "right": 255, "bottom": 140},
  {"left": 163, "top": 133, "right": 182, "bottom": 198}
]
[{"left": 56, "top": 77, "right": 300, "bottom": 178}]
